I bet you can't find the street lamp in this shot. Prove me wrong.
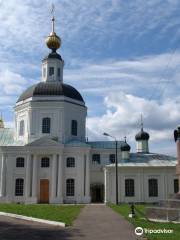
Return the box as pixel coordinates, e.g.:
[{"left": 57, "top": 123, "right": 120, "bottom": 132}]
[{"left": 103, "top": 132, "right": 118, "bottom": 205}]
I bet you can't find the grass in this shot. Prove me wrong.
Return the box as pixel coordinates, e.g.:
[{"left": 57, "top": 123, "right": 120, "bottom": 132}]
[
  {"left": 0, "top": 203, "right": 84, "bottom": 226},
  {"left": 109, "top": 203, "right": 180, "bottom": 240}
]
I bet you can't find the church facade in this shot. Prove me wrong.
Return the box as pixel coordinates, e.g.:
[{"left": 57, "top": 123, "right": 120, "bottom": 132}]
[{"left": 0, "top": 16, "right": 178, "bottom": 204}]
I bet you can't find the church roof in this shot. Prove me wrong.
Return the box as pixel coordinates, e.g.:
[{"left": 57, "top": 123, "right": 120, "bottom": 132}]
[
  {"left": 135, "top": 128, "right": 150, "bottom": 141},
  {"left": 89, "top": 141, "right": 124, "bottom": 149},
  {"left": 120, "top": 141, "right": 131, "bottom": 151},
  {"left": 17, "top": 82, "right": 84, "bottom": 103},
  {"left": 43, "top": 52, "right": 63, "bottom": 61},
  {"left": 26, "top": 137, "right": 61, "bottom": 147},
  {"left": 0, "top": 128, "right": 14, "bottom": 145},
  {"left": 65, "top": 140, "right": 90, "bottom": 147},
  {"left": 106, "top": 153, "right": 176, "bottom": 167},
  {"left": 0, "top": 128, "right": 24, "bottom": 146}
]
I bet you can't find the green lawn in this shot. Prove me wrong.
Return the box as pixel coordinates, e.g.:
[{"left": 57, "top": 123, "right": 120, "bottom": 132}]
[
  {"left": 109, "top": 203, "right": 180, "bottom": 240},
  {"left": 0, "top": 204, "right": 84, "bottom": 226}
]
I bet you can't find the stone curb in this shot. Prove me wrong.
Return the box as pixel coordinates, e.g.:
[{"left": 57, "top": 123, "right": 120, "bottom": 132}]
[{"left": 0, "top": 211, "right": 66, "bottom": 227}]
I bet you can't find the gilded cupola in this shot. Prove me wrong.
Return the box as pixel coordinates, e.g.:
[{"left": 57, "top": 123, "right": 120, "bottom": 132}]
[
  {"left": 0, "top": 113, "right": 4, "bottom": 128},
  {"left": 45, "top": 13, "right": 61, "bottom": 52}
]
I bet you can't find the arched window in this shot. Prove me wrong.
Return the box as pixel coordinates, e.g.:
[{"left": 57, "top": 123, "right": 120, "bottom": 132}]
[
  {"left": 92, "top": 154, "right": 100, "bottom": 165},
  {"left": 57, "top": 68, "right": 61, "bottom": 77},
  {"left": 125, "top": 179, "right": 135, "bottom": 197},
  {"left": 41, "top": 157, "right": 50, "bottom": 168},
  {"left": 15, "top": 178, "right": 24, "bottom": 196},
  {"left": 66, "top": 157, "right": 75, "bottom": 168},
  {"left": 109, "top": 154, "right": 115, "bottom": 163},
  {"left": 19, "top": 120, "right": 24, "bottom": 136},
  {"left": 66, "top": 179, "right": 75, "bottom": 196},
  {"left": 49, "top": 67, "right": 54, "bottom": 76},
  {"left": 174, "top": 179, "right": 179, "bottom": 193},
  {"left": 148, "top": 178, "right": 158, "bottom": 197},
  {"left": 16, "top": 157, "right": 25, "bottom": 168},
  {"left": 42, "top": 117, "right": 51, "bottom": 133},
  {"left": 71, "top": 120, "right": 77, "bottom": 136}
]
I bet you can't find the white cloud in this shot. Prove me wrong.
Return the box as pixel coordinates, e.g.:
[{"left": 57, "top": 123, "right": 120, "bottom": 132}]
[
  {"left": 0, "top": 69, "right": 28, "bottom": 95},
  {"left": 87, "top": 92, "right": 179, "bottom": 155},
  {"left": 104, "top": 93, "right": 180, "bottom": 132},
  {"left": 63, "top": 51, "right": 180, "bottom": 155},
  {"left": 65, "top": 51, "right": 180, "bottom": 102},
  {"left": 0, "top": 0, "right": 179, "bottom": 58}
]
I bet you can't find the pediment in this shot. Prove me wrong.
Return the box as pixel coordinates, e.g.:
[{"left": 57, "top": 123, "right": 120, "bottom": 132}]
[{"left": 26, "top": 137, "right": 61, "bottom": 147}]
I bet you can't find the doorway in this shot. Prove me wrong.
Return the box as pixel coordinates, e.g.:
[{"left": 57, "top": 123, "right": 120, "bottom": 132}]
[
  {"left": 39, "top": 179, "right": 49, "bottom": 203},
  {"left": 90, "top": 184, "right": 104, "bottom": 203}
]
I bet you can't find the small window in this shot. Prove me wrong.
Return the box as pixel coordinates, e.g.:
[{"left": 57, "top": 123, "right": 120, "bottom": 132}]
[
  {"left": 42, "top": 117, "right": 51, "bottom": 134},
  {"left": 49, "top": 67, "right": 54, "bottom": 76},
  {"left": 43, "top": 67, "right": 46, "bottom": 78},
  {"left": 16, "top": 157, "right": 25, "bottom": 168},
  {"left": 41, "top": 157, "right": 50, "bottom": 168},
  {"left": 174, "top": 179, "right": 179, "bottom": 193},
  {"left": 66, "top": 157, "right": 75, "bottom": 168},
  {"left": 71, "top": 120, "right": 77, "bottom": 136},
  {"left": 19, "top": 120, "right": 24, "bottom": 136},
  {"left": 125, "top": 179, "right": 134, "bottom": 197},
  {"left": 109, "top": 154, "right": 115, "bottom": 163},
  {"left": 15, "top": 178, "right": 24, "bottom": 196},
  {"left": 148, "top": 178, "right": 158, "bottom": 197},
  {"left": 92, "top": 154, "right": 100, "bottom": 164},
  {"left": 57, "top": 68, "right": 60, "bottom": 77},
  {"left": 66, "top": 179, "right": 75, "bottom": 196}
]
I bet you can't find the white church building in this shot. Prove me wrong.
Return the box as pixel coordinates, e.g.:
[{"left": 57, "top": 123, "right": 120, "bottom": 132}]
[{"left": 0, "top": 16, "right": 178, "bottom": 204}]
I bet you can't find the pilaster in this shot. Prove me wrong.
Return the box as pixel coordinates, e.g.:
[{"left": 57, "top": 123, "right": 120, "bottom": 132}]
[
  {"left": 25, "top": 154, "right": 31, "bottom": 199},
  {"left": 31, "top": 155, "right": 38, "bottom": 202},
  {"left": 0, "top": 154, "right": 6, "bottom": 197},
  {"left": 57, "top": 154, "right": 63, "bottom": 203},
  {"left": 50, "top": 154, "right": 57, "bottom": 201}
]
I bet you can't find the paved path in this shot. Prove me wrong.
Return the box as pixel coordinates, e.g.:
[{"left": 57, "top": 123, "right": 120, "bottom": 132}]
[
  {"left": 71, "top": 204, "right": 136, "bottom": 240},
  {"left": 0, "top": 205, "right": 136, "bottom": 240}
]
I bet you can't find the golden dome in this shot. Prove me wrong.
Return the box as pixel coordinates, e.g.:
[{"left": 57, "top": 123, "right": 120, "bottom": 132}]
[
  {"left": 46, "top": 31, "right": 61, "bottom": 51},
  {"left": 0, "top": 118, "right": 4, "bottom": 128},
  {"left": 46, "top": 12, "right": 61, "bottom": 52}
]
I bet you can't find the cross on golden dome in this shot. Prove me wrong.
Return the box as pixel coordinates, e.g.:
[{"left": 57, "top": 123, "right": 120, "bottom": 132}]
[{"left": 45, "top": 4, "right": 61, "bottom": 52}]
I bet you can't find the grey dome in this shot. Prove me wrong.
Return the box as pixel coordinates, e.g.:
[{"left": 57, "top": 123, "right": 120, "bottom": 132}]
[
  {"left": 120, "top": 141, "right": 131, "bottom": 151},
  {"left": 135, "top": 128, "right": 150, "bottom": 141},
  {"left": 17, "top": 82, "right": 84, "bottom": 103},
  {"left": 43, "top": 52, "right": 63, "bottom": 61}
]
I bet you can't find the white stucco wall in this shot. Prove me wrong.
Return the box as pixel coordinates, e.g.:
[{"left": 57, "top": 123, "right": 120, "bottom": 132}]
[
  {"left": 42, "top": 58, "right": 64, "bottom": 82},
  {"left": 105, "top": 166, "right": 177, "bottom": 203},
  {"left": 136, "top": 140, "right": 149, "bottom": 153},
  {"left": 0, "top": 145, "right": 91, "bottom": 204},
  {"left": 15, "top": 98, "right": 87, "bottom": 144}
]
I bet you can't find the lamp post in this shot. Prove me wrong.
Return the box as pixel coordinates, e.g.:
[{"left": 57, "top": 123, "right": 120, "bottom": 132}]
[{"left": 103, "top": 132, "right": 118, "bottom": 205}]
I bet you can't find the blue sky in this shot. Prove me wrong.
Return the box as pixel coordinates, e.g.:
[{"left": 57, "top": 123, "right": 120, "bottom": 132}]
[{"left": 0, "top": 0, "right": 180, "bottom": 155}]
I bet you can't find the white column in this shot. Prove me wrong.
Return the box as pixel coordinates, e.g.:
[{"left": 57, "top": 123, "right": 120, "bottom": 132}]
[
  {"left": 32, "top": 155, "right": 38, "bottom": 199},
  {"left": 85, "top": 154, "right": 90, "bottom": 201},
  {"left": 57, "top": 155, "right": 63, "bottom": 202},
  {"left": 25, "top": 154, "right": 31, "bottom": 199},
  {"left": 51, "top": 154, "right": 57, "bottom": 200},
  {"left": 0, "top": 154, "right": 6, "bottom": 197}
]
